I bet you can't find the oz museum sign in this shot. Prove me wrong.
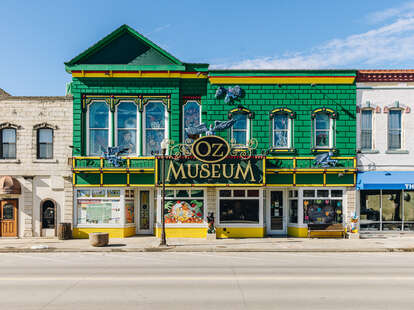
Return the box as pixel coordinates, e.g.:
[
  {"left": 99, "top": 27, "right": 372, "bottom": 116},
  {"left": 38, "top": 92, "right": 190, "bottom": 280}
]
[{"left": 156, "top": 136, "right": 264, "bottom": 186}]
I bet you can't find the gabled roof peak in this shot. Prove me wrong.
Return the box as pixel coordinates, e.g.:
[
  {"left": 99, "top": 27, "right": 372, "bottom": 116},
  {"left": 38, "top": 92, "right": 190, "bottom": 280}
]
[{"left": 65, "top": 24, "right": 183, "bottom": 69}]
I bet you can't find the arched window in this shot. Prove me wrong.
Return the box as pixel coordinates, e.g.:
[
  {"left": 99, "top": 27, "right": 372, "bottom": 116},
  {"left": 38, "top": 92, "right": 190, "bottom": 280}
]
[
  {"left": 183, "top": 100, "right": 201, "bottom": 142},
  {"left": 37, "top": 128, "right": 53, "bottom": 159},
  {"left": 312, "top": 108, "right": 336, "bottom": 149},
  {"left": 88, "top": 101, "right": 109, "bottom": 155},
  {"left": 1, "top": 128, "right": 16, "bottom": 159},
  {"left": 231, "top": 113, "right": 248, "bottom": 145},
  {"left": 144, "top": 101, "right": 166, "bottom": 155},
  {"left": 270, "top": 108, "right": 295, "bottom": 149},
  {"left": 116, "top": 102, "right": 137, "bottom": 154}
]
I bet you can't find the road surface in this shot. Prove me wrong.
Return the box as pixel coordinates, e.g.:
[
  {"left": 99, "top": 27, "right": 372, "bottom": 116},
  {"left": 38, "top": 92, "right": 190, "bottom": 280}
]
[{"left": 0, "top": 252, "right": 414, "bottom": 309}]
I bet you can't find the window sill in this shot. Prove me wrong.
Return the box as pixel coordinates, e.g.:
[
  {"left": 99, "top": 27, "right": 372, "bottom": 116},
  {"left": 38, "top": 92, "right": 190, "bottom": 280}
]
[
  {"left": 0, "top": 159, "right": 20, "bottom": 164},
  {"left": 32, "top": 159, "right": 58, "bottom": 163},
  {"left": 385, "top": 150, "right": 409, "bottom": 154},
  {"left": 311, "top": 148, "right": 337, "bottom": 154},
  {"left": 359, "top": 150, "right": 379, "bottom": 154},
  {"left": 268, "top": 148, "right": 296, "bottom": 155}
]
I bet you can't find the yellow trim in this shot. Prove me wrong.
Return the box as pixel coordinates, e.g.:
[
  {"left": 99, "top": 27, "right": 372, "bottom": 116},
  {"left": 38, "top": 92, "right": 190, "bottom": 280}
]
[
  {"left": 287, "top": 226, "right": 308, "bottom": 238},
  {"left": 162, "top": 183, "right": 265, "bottom": 187},
  {"left": 266, "top": 168, "right": 356, "bottom": 172},
  {"left": 209, "top": 76, "right": 355, "bottom": 85},
  {"left": 154, "top": 227, "right": 207, "bottom": 238},
  {"left": 267, "top": 184, "right": 294, "bottom": 187},
  {"left": 216, "top": 227, "right": 266, "bottom": 238},
  {"left": 72, "top": 226, "right": 137, "bottom": 239},
  {"left": 323, "top": 172, "right": 326, "bottom": 186},
  {"left": 72, "top": 71, "right": 207, "bottom": 79}
]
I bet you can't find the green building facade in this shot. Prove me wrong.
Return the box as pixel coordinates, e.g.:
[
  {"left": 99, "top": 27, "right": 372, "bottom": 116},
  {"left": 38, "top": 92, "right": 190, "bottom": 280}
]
[{"left": 67, "top": 25, "right": 357, "bottom": 238}]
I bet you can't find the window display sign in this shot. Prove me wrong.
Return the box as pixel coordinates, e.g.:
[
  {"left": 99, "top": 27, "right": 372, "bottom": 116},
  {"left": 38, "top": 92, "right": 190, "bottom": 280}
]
[
  {"left": 164, "top": 200, "right": 204, "bottom": 224},
  {"left": 77, "top": 199, "right": 121, "bottom": 224}
]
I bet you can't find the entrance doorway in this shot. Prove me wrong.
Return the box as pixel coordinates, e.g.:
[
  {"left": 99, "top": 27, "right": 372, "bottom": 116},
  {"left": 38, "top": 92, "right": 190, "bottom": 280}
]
[
  {"left": 0, "top": 200, "right": 18, "bottom": 237},
  {"left": 136, "top": 190, "right": 152, "bottom": 234},
  {"left": 267, "top": 190, "right": 287, "bottom": 235},
  {"left": 41, "top": 200, "right": 56, "bottom": 237}
]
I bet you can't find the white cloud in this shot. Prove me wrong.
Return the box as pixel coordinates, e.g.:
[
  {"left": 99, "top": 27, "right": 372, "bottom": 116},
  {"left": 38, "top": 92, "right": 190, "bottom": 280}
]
[
  {"left": 367, "top": 2, "right": 414, "bottom": 24},
  {"left": 213, "top": 4, "right": 414, "bottom": 69}
]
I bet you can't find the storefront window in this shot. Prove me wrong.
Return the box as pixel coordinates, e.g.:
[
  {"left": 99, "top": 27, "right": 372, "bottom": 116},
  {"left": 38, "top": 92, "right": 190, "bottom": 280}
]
[
  {"left": 125, "top": 189, "right": 135, "bottom": 224},
  {"left": 403, "top": 191, "right": 414, "bottom": 231},
  {"left": 76, "top": 189, "right": 121, "bottom": 225},
  {"left": 164, "top": 190, "right": 205, "bottom": 224},
  {"left": 117, "top": 102, "right": 137, "bottom": 155},
  {"left": 303, "top": 189, "right": 343, "bottom": 225},
  {"left": 382, "top": 190, "right": 402, "bottom": 231},
  {"left": 360, "top": 190, "right": 380, "bottom": 231},
  {"left": 288, "top": 190, "right": 298, "bottom": 224},
  {"left": 219, "top": 189, "right": 260, "bottom": 224},
  {"left": 144, "top": 101, "right": 165, "bottom": 155}
]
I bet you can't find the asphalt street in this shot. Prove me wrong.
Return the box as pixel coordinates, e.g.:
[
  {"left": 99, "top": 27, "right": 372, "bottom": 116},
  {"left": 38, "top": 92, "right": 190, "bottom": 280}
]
[{"left": 0, "top": 252, "right": 414, "bottom": 309}]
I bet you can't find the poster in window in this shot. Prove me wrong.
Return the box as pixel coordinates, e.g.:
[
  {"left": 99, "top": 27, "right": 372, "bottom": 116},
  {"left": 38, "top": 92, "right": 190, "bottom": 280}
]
[{"left": 164, "top": 200, "right": 204, "bottom": 224}]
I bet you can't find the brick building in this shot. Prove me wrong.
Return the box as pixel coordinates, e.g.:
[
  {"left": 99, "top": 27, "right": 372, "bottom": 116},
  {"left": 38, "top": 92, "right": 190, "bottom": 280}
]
[
  {"left": 67, "top": 25, "right": 357, "bottom": 238},
  {"left": 357, "top": 70, "right": 414, "bottom": 234},
  {"left": 0, "top": 91, "right": 73, "bottom": 237}
]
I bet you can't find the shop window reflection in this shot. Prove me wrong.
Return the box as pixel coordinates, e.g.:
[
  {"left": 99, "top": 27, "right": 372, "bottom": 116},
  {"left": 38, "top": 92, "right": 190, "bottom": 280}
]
[
  {"left": 382, "top": 190, "right": 402, "bottom": 231},
  {"left": 403, "top": 191, "right": 414, "bottom": 231},
  {"left": 360, "top": 190, "right": 380, "bottom": 231}
]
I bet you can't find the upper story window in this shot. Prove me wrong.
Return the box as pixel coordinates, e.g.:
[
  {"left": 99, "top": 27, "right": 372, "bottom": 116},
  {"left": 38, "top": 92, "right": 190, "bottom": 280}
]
[
  {"left": 388, "top": 109, "right": 402, "bottom": 150},
  {"left": 37, "top": 128, "right": 53, "bottom": 159},
  {"left": 314, "top": 113, "right": 331, "bottom": 148},
  {"left": 144, "top": 101, "right": 166, "bottom": 155},
  {"left": 0, "top": 128, "right": 16, "bottom": 159},
  {"left": 232, "top": 113, "right": 248, "bottom": 145},
  {"left": 116, "top": 102, "right": 137, "bottom": 155},
  {"left": 183, "top": 100, "right": 201, "bottom": 142},
  {"left": 360, "top": 109, "right": 373, "bottom": 150},
  {"left": 270, "top": 108, "right": 295, "bottom": 149},
  {"left": 88, "top": 101, "right": 109, "bottom": 156}
]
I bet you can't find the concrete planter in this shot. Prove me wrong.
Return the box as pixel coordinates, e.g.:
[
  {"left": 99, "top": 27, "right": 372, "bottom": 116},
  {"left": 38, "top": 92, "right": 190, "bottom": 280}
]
[{"left": 89, "top": 232, "right": 109, "bottom": 247}]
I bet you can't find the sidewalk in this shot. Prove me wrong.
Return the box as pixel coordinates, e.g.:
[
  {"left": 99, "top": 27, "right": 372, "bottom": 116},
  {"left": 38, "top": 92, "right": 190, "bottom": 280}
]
[{"left": 1, "top": 235, "right": 414, "bottom": 253}]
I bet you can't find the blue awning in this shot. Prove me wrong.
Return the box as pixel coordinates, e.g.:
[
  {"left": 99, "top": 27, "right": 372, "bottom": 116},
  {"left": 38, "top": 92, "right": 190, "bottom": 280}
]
[{"left": 357, "top": 171, "right": 414, "bottom": 190}]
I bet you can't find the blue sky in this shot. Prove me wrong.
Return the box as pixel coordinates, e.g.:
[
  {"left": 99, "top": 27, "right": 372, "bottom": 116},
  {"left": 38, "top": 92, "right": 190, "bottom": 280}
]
[{"left": 1, "top": 0, "right": 413, "bottom": 96}]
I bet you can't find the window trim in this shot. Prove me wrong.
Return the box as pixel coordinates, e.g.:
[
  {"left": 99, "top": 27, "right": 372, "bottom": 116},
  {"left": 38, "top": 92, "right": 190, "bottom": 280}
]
[
  {"left": 0, "top": 127, "right": 17, "bottom": 160},
  {"left": 142, "top": 100, "right": 169, "bottom": 156},
  {"left": 216, "top": 188, "right": 263, "bottom": 227},
  {"left": 387, "top": 108, "right": 403, "bottom": 151},
  {"left": 114, "top": 100, "right": 139, "bottom": 156},
  {"left": 228, "top": 107, "right": 254, "bottom": 147},
  {"left": 36, "top": 127, "right": 54, "bottom": 160},
  {"left": 311, "top": 108, "right": 337, "bottom": 151},
  {"left": 182, "top": 99, "right": 201, "bottom": 143},
  {"left": 86, "top": 100, "right": 111, "bottom": 156},
  {"left": 360, "top": 108, "right": 374, "bottom": 151},
  {"left": 272, "top": 115, "right": 291, "bottom": 149}
]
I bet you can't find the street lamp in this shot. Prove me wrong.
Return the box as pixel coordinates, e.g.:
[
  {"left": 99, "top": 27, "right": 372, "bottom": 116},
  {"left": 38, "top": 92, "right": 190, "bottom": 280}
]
[{"left": 160, "top": 138, "right": 169, "bottom": 246}]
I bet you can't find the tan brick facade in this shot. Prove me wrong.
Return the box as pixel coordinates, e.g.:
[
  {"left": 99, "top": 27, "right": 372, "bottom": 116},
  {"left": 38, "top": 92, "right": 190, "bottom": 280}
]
[{"left": 0, "top": 96, "right": 73, "bottom": 237}]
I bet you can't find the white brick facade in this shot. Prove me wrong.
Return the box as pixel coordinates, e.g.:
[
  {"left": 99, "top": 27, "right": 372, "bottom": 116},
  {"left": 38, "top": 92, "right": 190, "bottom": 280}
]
[
  {"left": 0, "top": 95, "right": 73, "bottom": 237},
  {"left": 357, "top": 82, "right": 414, "bottom": 171}
]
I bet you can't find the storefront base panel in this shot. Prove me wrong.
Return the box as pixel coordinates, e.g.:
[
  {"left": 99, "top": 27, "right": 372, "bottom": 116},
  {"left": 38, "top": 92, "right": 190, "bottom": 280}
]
[
  {"left": 287, "top": 226, "right": 308, "bottom": 238},
  {"left": 216, "top": 227, "right": 266, "bottom": 238},
  {"left": 155, "top": 227, "right": 207, "bottom": 238},
  {"left": 73, "top": 226, "right": 136, "bottom": 239}
]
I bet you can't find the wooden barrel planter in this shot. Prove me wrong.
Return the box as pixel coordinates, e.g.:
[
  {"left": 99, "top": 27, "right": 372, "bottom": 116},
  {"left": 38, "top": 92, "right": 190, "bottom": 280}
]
[
  {"left": 89, "top": 232, "right": 109, "bottom": 247},
  {"left": 57, "top": 223, "right": 72, "bottom": 240}
]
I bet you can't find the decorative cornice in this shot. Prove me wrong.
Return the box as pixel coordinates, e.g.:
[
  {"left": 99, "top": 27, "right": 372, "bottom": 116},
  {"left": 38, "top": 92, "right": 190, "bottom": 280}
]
[{"left": 357, "top": 70, "right": 414, "bottom": 82}]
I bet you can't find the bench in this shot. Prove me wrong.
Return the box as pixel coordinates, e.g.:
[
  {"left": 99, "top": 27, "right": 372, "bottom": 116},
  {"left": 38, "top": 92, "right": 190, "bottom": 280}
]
[{"left": 308, "top": 223, "right": 346, "bottom": 238}]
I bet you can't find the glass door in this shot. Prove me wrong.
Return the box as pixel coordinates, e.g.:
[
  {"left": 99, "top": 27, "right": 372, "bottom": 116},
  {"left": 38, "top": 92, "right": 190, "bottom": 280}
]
[
  {"left": 267, "top": 191, "right": 286, "bottom": 234},
  {"left": 136, "top": 190, "right": 152, "bottom": 234}
]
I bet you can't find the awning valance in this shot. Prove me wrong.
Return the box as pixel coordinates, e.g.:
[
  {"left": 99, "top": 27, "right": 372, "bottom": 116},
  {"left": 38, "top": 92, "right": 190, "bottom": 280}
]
[
  {"left": 357, "top": 171, "right": 414, "bottom": 190},
  {"left": 0, "top": 176, "right": 21, "bottom": 195}
]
